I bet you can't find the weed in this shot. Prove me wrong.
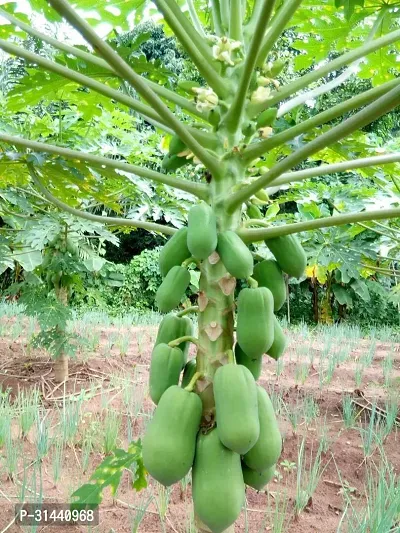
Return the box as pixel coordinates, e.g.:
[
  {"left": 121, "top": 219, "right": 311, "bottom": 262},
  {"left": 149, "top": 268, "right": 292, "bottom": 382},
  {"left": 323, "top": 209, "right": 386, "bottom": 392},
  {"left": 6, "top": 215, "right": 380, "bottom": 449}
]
[
  {"left": 131, "top": 493, "right": 154, "bottom": 533},
  {"left": 303, "top": 396, "right": 320, "bottom": 427},
  {"left": 295, "top": 362, "right": 309, "bottom": 385},
  {"left": 338, "top": 453, "right": 400, "bottom": 532},
  {"left": 354, "top": 362, "right": 364, "bottom": 389},
  {"left": 382, "top": 348, "right": 394, "bottom": 388},
  {"left": 59, "top": 390, "right": 85, "bottom": 445},
  {"left": 265, "top": 489, "right": 292, "bottom": 533},
  {"left": 35, "top": 412, "right": 51, "bottom": 460},
  {"left": 103, "top": 410, "right": 122, "bottom": 454},
  {"left": 52, "top": 434, "right": 64, "bottom": 483},
  {"left": 295, "top": 437, "right": 327, "bottom": 515},
  {"left": 17, "top": 387, "right": 40, "bottom": 437},
  {"left": 342, "top": 395, "right": 356, "bottom": 429}
]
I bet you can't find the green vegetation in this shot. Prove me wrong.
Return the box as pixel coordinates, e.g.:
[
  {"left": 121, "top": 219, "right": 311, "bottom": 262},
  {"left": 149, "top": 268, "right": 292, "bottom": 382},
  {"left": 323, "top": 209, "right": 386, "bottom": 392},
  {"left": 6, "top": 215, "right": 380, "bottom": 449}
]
[{"left": 0, "top": 0, "right": 399, "bottom": 531}]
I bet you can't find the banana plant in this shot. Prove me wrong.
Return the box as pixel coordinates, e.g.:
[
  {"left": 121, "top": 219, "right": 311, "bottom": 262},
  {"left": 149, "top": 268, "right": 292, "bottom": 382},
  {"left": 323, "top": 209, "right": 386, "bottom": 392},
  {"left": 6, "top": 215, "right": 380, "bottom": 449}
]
[{"left": 1, "top": 0, "right": 400, "bottom": 530}]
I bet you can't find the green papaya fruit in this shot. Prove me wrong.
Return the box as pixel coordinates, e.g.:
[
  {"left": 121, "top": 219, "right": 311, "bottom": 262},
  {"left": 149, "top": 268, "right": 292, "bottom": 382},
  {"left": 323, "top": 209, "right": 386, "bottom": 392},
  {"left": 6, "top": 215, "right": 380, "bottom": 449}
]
[
  {"left": 187, "top": 202, "right": 218, "bottom": 260},
  {"left": 267, "top": 317, "right": 287, "bottom": 360},
  {"left": 149, "top": 343, "right": 184, "bottom": 404},
  {"left": 177, "top": 80, "right": 201, "bottom": 94},
  {"left": 214, "top": 364, "right": 260, "bottom": 454},
  {"left": 256, "top": 108, "right": 277, "bottom": 128},
  {"left": 143, "top": 385, "right": 202, "bottom": 486},
  {"left": 242, "top": 121, "right": 257, "bottom": 137},
  {"left": 243, "top": 386, "right": 282, "bottom": 471},
  {"left": 265, "top": 234, "right": 307, "bottom": 279},
  {"left": 254, "top": 188, "right": 269, "bottom": 202},
  {"left": 155, "top": 314, "right": 193, "bottom": 362},
  {"left": 247, "top": 204, "right": 263, "bottom": 219},
  {"left": 208, "top": 107, "right": 221, "bottom": 126},
  {"left": 162, "top": 153, "right": 188, "bottom": 172},
  {"left": 253, "top": 259, "right": 286, "bottom": 311},
  {"left": 155, "top": 266, "right": 190, "bottom": 313},
  {"left": 269, "top": 59, "right": 286, "bottom": 77},
  {"left": 234, "top": 344, "right": 262, "bottom": 380},
  {"left": 181, "top": 359, "right": 197, "bottom": 388},
  {"left": 169, "top": 135, "right": 186, "bottom": 156},
  {"left": 242, "top": 463, "right": 275, "bottom": 491},
  {"left": 236, "top": 287, "right": 274, "bottom": 359},
  {"left": 192, "top": 429, "right": 245, "bottom": 533},
  {"left": 159, "top": 227, "right": 191, "bottom": 278},
  {"left": 217, "top": 231, "right": 254, "bottom": 279}
]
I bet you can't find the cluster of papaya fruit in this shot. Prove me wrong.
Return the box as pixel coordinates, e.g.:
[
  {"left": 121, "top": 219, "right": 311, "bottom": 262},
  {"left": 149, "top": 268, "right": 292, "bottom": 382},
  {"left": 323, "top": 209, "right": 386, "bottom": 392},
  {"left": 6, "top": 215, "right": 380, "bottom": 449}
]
[{"left": 143, "top": 201, "right": 307, "bottom": 532}]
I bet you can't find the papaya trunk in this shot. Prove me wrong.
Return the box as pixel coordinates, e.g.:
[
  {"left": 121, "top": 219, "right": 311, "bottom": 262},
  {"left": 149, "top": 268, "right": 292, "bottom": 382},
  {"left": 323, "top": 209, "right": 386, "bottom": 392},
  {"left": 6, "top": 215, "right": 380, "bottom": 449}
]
[
  {"left": 54, "top": 286, "right": 69, "bottom": 383},
  {"left": 54, "top": 353, "right": 68, "bottom": 382},
  {"left": 194, "top": 186, "right": 242, "bottom": 532}
]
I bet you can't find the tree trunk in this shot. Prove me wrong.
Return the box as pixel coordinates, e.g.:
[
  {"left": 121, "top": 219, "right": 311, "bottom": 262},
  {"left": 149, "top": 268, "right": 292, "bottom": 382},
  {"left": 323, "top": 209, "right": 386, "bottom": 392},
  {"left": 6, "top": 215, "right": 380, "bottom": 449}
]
[
  {"left": 54, "top": 353, "right": 68, "bottom": 383},
  {"left": 193, "top": 176, "right": 242, "bottom": 532},
  {"left": 54, "top": 286, "right": 69, "bottom": 382},
  {"left": 311, "top": 278, "right": 319, "bottom": 323}
]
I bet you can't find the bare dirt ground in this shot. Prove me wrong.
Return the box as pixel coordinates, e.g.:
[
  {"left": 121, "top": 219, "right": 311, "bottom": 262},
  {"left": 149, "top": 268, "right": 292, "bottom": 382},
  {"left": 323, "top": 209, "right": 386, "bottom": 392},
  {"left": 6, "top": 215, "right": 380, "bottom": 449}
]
[{"left": 0, "top": 319, "right": 399, "bottom": 533}]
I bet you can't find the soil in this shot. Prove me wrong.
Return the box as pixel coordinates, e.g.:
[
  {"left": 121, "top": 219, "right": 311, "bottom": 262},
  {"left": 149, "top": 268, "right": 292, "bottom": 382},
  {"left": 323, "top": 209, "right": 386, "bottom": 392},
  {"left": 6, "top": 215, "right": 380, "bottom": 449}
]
[{"left": 0, "top": 317, "right": 399, "bottom": 533}]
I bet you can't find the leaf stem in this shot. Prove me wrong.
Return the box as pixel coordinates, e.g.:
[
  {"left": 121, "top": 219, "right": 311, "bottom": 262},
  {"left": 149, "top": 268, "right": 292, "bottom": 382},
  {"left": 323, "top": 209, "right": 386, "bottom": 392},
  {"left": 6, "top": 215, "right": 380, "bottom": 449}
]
[
  {"left": 211, "top": 0, "right": 224, "bottom": 35},
  {"left": 265, "top": 27, "right": 400, "bottom": 108},
  {"left": 277, "top": 9, "right": 385, "bottom": 117},
  {"left": 48, "top": 0, "right": 221, "bottom": 175},
  {"left": 184, "top": 371, "right": 203, "bottom": 392},
  {"left": 242, "top": 218, "right": 270, "bottom": 227},
  {"left": 161, "top": 0, "right": 215, "bottom": 63},
  {"left": 220, "top": 0, "right": 231, "bottom": 33},
  {"left": 238, "top": 207, "right": 400, "bottom": 243},
  {"left": 227, "top": 82, "right": 400, "bottom": 211},
  {"left": 168, "top": 336, "right": 199, "bottom": 348},
  {"left": 256, "top": 0, "right": 303, "bottom": 67},
  {"left": 0, "top": 7, "right": 202, "bottom": 118},
  {"left": 0, "top": 134, "right": 209, "bottom": 199},
  {"left": 154, "top": 0, "right": 229, "bottom": 99},
  {"left": 246, "top": 0, "right": 266, "bottom": 34},
  {"left": 268, "top": 152, "right": 400, "bottom": 188},
  {"left": 244, "top": 78, "right": 400, "bottom": 161},
  {"left": 229, "top": 0, "right": 243, "bottom": 41},
  {"left": 28, "top": 166, "right": 178, "bottom": 235},
  {"left": 0, "top": 39, "right": 166, "bottom": 131},
  {"left": 224, "top": 0, "right": 276, "bottom": 132},
  {"left": 176, "top": 306, "right": 200, "bottom": 317},
  {"left": 186, "top": 0, "right": 207, "bottom": 37}
]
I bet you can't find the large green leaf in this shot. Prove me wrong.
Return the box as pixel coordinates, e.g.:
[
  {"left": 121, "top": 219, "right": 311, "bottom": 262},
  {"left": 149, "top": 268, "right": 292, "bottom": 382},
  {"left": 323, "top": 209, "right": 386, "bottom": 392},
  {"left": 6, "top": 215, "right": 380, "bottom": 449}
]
[{"left": 71, "top": 441, "right": 146, "bottom": 510}]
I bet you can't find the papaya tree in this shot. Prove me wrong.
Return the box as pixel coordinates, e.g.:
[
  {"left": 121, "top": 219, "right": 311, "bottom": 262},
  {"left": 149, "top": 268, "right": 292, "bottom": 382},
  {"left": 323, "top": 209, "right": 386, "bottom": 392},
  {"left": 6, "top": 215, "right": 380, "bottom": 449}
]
[
  {"left": 1, "top": 0, "right": 400, "bottom": 531},
  {"left": 0, "top": 199, "right": 119, "bottom": 382}
]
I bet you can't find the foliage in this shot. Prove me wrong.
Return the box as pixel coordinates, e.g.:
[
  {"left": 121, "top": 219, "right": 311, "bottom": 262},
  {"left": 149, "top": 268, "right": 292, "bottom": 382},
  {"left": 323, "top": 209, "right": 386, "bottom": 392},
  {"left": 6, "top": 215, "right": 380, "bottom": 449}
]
[
  {"left": 280, "top": 279, "right": 399, "bottom": 327},
  {"left": 116, "top": 247, "right": 163, "bottom": 310},
  {"left": 71, "top": 440, "right": 147, "bottom": 510}
]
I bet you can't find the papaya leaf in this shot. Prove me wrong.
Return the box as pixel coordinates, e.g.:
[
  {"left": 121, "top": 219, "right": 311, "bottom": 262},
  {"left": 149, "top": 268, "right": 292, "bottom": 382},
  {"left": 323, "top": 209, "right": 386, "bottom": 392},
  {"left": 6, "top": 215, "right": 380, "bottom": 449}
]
[
  {"left": 12, "top": 247, "right": 42, "bottom": 271},
  {"left": 351, "top": 279, "right": 370, "bottom": 302},
  {"left": 332, "top": 284, "right": 353, "bottom": 307},
  {"left": 71, "top": 440, "right": 146, "bottom": 511},
  {"left": 334, "top": 0, "right": 364, "bottom": 19}
]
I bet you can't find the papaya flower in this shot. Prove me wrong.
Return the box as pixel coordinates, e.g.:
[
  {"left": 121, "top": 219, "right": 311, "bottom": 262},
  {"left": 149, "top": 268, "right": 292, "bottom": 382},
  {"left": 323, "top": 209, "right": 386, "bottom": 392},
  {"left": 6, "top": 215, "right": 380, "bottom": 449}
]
[
  {"left": 212, "top": 36, "right": 242, "bottom": 66},
  {"left": 250, "top": 86, "right": 272, "bottom": 105},
  {"left": 192, "top": 87, "right": 219, "bottom": 113}
]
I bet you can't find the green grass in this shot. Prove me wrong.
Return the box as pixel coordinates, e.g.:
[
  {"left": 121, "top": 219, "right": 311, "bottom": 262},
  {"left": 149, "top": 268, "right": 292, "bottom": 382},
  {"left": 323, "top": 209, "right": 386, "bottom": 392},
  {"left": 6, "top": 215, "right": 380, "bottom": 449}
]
[
  {"left": 342, "top": 394, "right": 357, "bottom": 429},
  {"left": 0, "top": 303, "right": 399, "bottom": 532},
  {"left": 338, "top": 450, "right": 400, "bottom": 532},
  {"left": 295, "top": 437, "right": 328, "bottom": 515}
]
